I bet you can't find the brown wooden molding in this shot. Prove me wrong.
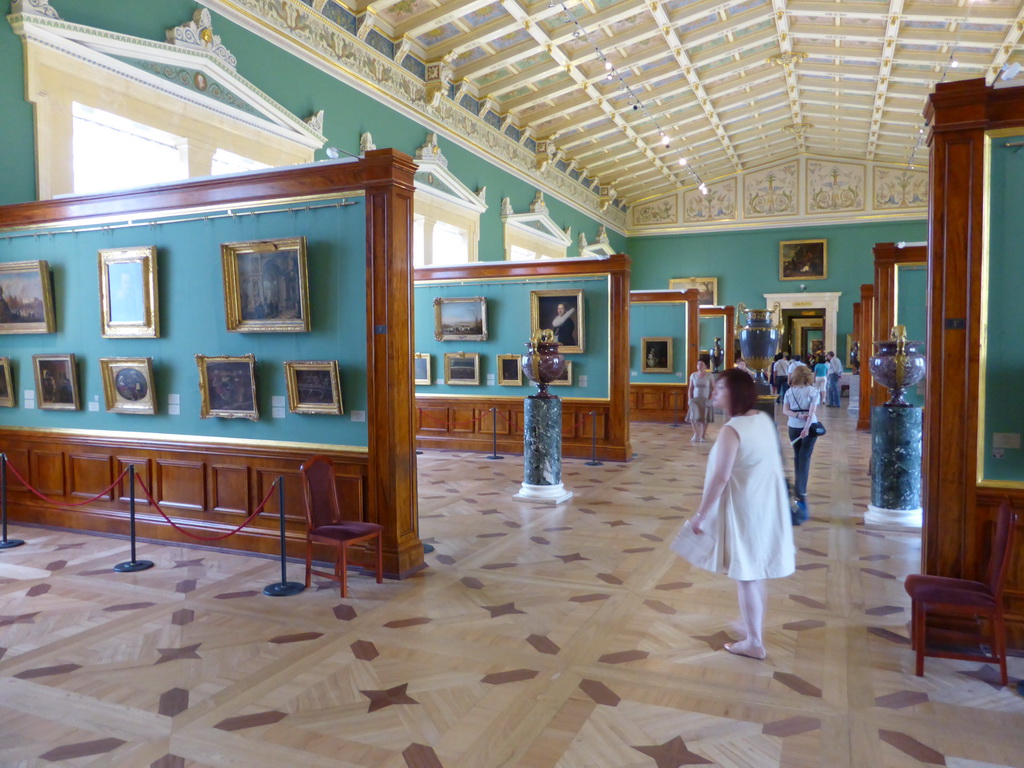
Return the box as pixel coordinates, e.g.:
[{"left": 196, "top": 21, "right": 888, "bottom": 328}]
[
  {"left": 698, "top": 305, "right": 736, "bottom": 368},
  {"left": 630, "top": 286, "right": 699, "bottom": 386},
  {"left": 415, "top": 253, "right": 630, "bottom": 282},
  {"left": 630, "top": 384, "right": 688, "bottom": 424},
  {"left": 856, "top": 284, "right": 874, "bottom": 432}
]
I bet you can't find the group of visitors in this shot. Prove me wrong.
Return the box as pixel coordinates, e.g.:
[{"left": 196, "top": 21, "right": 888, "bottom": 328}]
[{"left": 771, "top": 351, "right": 843, "bottom": 407}]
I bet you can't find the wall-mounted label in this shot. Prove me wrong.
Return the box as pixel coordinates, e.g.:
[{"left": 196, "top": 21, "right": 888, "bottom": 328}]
[
  {"left": 168, "top": 404, "right": 180, "bottom": 415},
  {"left": 272, "top": 406, "right": 286, "bottom": 419},
  {"left": 351, "top": 410, "right": 366, "bottom": 422},
  {"left": 88, "top": 401, "right": 99, "bottom": 412},
  {"left": 486, "top": 374, "right": 495, "bottom": 385},
  {"left": 271, "top": 395, "right": 286, "bottom": 407},
  {"left": 168, "top": 394, "right": 180, "bottom": 405},
  {"left": 993, "top": 432, "right": 1021, "bottom": 449},
  {"left": 579, "top": 375, "right": 588, "bottom": 387}
]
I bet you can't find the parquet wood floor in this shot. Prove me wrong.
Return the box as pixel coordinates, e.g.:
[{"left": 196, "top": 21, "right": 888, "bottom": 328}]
[{"left": 1, "top": 407, "right": 1022, "bottom": 768}]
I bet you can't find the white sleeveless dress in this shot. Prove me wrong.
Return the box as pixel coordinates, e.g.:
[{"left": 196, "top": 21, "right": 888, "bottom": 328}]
[{"left": 671, "top": 412, "right": 795, "bottom": 580}]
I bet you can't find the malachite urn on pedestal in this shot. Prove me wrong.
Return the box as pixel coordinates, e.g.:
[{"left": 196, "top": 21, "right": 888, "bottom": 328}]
[
  {"left": 736, "top": 302, "right": 783, "bottom": 385},
  {"left": 521, "top": 329, "right": 566, "bottom": 399},
  {"left": 869, "top": 325, "right": 926, "bottom": 407}
]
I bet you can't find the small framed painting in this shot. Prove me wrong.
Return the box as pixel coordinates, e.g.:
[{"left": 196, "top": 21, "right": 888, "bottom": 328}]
[
  {"left": 196, "top": 353, "right": 258, "bottom": 420},
  {"left": 434, "top": 296, "right": 488, "bottom": 341},
  {"left": 444, "top": 353, "right": 480, "bottom": 385},
  {"left": 531, "top": 289, "right": 584, "bottom": 354},
  {"left": 668, "top": 277, "right": 717, "bottom": 306},
  {"left": 98, "top": 246, "right": 159, "bottom": 338},
  {"left": 0, "top": 260, "right": 55, "bottom": 334},
  {"left": 413, "top": 353, "right": 432, "bottom": 385},
  {"left": 641, "top": 337, "right": 673, "bottom": 373},
  {"left": 33, "top": 353, "right": 80, "bottom": 411},
  {"left": 283, "top": 360, "right": 343, "bottom": 415},
  {"left": 780, "top": 239, "right": 827, "bottom": 280},
  {"left": 222, "top": 237, "right": 310, "bottom": 332},
  {"left": 497, "top": 354, "right": 522, "bottom": 386},
  {"left": 100, "top": 357, "right": 156, "bottom": 415},
  {"left": 551, "top": 361, "right": 573, "bottom": 386},
  {"left": 0, "top": 357, "right": 14, "bottom": 407}
]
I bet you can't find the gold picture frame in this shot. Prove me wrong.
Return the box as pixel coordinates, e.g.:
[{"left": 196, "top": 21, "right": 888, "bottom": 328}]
[
  {"left": 222, "top": 237, "right": 310, "bottom": 332},
  {"left": 413, "top": 353, "right": 432, "bottom": 385},
  {"left": 497, "top": 354, "right": 522, "bottom": 386},
  {"left": 0, "top": 357, "right": 14, "bottom": 407},
  {"left": 444, "top": 352, "right": 480, "bottom": 385},
  {"left": 33, "top": 353, "right": 80, "bottom": 411},
  {"left": 434, "top": 296, "right": 488, "bottom": 341},
  {"left": 0, "top": 260, "right": 55, "bottom": 334},
  {"left": 641, "top": 337, "right": 674, "bottom": 373},
  {"left": 100, "top": 357, "right": 156, "bottom": 415},
  {"left": 98, "top": 246, "right": 159, "bottom": 338},
  {"left": 530, "top": 289, "right": 584, "bottom": 354},
  {"left": 779, "top": 239, "right": 828, "bottom": 280},
  {"left": 551, "top": 361, "right": 573, "bottom": 386},
  {"left": 283, "top": 360, "right": 343, "bottom": 415},
  {"left": 196, "top": 353, "right": 258, "bottom": 420},
  {"left": 668, "top": 277, "right": 717, "bottom": 306}
]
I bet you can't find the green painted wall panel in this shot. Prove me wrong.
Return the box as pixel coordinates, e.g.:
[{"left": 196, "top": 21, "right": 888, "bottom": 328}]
[
  {"left": 628, "top": 302, "right": 688, "bottom": 384},
  {"left": 0, "top": 14, "right": 38, "bottom": 205},
  {"left": 895, "top": 264, "right": 927, "bottom": 408}
]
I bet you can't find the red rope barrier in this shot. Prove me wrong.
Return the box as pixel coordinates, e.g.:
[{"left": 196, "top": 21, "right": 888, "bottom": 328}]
[
  {"left": 136, "top": 476, "right": 278, "bottom": 542},
  {"left": 6, "top": 463, "right": 129, "bottom": 507}
]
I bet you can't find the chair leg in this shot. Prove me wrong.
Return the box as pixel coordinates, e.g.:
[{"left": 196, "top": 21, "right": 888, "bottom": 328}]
[
  {"left": 376, "top": 534, "right": 383, "bottom": 584},
  {"left": 304, "top": 538, "right": 313, "bottom": 588},
  {"left": 913, "top": 601, "right": 925, "bottom": 677},
  {"left": 339, "top": 545, "right": 348, "bottom": 598},
  {"left": 993, "top": 609, "right": 1008, "bottom": 686}
]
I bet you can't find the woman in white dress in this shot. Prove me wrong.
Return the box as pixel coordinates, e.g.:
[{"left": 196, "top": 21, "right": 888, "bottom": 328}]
[
  {"left": 672, "top": 368, "right": 795, "bottom": 659},
  {"left": 687, "top": 360, "right": 713, "bottom": 442}
]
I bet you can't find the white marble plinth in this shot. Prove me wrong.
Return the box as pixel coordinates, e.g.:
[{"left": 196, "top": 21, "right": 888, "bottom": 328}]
[
  {"left": 514, "top": 481, "right": 573, "bottom": 505},
  {"left": 865, "top": 504, "right": 922, "bottom": 530}
]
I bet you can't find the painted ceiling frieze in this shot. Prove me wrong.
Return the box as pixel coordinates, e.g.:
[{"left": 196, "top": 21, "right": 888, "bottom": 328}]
[
  {"left": 873, "top": 167, "right": 929, "bottom": 210},
  {"left": 806, "top": 160, "right": 866, "bottom": 215},
  {"left": 743, "top": 162, "right": 797, "bottom": 218},
  {"left": 683, "top": 178, "right": 737, "bottom": 223},
  {"left": 631, "top": 196, "right": 678, "bottom": 227}
]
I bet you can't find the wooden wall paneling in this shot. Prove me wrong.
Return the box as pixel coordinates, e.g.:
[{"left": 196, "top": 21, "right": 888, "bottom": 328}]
[
  {"left": 852, "top": 301, "right": 861, "bottom": 339},
  {"left": 68, "top": 453, "right": 113, "bottom": 501},
  {"left": 857, "top": 284, "right": 875, "bottom": 432},
  {"left": 629, "top": 289, "right": 697, "bottom": 423},
  {"left": 114, "top": 457, "right": 151, "bottom": 505},
  {"left": 31, "top": 451, "right": 64, "bottom": 496},
  {"left": 254, "top": 468, "right": 305, "bottom": 525},
  {"left": 449, "top": 405, "right": 477, "bottom": 434},
  {"left": 3, "top": 448, "right": 31, "bottom": 498},
  {"left": 606, "top": 256, "right": 632, "bottom": 459},
  {"left": 697, "top": 306, "right": 736, "bottom": 368},
  {"left": 211, "top": 464, "right": 250, "bottom": 517},
  {"left": 155, "top": 460, "right": 206, "bottom": 511}
]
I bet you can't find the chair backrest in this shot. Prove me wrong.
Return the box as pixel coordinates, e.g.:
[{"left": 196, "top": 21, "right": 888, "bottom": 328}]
[
  {"left": 300, "top": 455, "right": 341, "bottom": 530},
  {"left": 986, "top": 499, "right": 1018, "bottom": 598}
]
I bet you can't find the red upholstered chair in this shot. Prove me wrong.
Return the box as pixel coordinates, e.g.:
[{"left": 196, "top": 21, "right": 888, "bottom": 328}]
[
  {"left": 904, "top": 499, "right": 1017, "bottom": 685},
  {"left": 300, "top": 455, "right": 383, "bottom": 597}
]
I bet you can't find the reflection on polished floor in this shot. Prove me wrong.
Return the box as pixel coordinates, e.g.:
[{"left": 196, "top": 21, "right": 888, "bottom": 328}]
[{"left": 1, "top": 408, "right": 1021, "bottom": 768}]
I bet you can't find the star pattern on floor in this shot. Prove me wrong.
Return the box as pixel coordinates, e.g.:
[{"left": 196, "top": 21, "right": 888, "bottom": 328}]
[
  {"left": 359, "top": 683, "right": 419, "bottom": 713},
  {"left": 632, "top": 736, "right": 713, "bottom": 767}
]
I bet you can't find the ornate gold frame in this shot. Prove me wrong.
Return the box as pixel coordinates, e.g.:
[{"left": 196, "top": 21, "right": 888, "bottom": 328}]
[
  {"left": 497, "top": 354, "right": 522, "bottom": 386},
  {"left": 221, "top": 237, "right": 310, "bottom": 333},
  {"left": 641, "top": 337, "right": 674, "bottom": 373},
  {"left": 530, "top": 288, "right": 585, "bottom": 354},
  {"left": 551, "top": 361, "right": 574, "bottom": 386},
  {"left": 0, "top": 357, "right": 14, "bottom": 407},
  {"left": 444, "top": 352, "right": 480, "bottom": 385},
  {"left": 779, "top": 239, "right": 828, "bottom": 280},
  {"left": 433, "top": 296, "right": 488, "bottom": 341},
  {"left": 413, "top": 353, "right": 432, "bottom": 385},
  {"left": 283, "top": 360, "right": 343, "bottom": 415},
  {"left": 100, "top": 357, "right": 156, "bottom": 415},
  {"left": 33, "top": 353, "right": 80, "bottom": 411},
  {"left": 0, "top": 260, "right": 55, "bottom": 334},
  {"left": 196, "top": 353, "right": 259, "bottom": 420},
  {"left": 98, "top": 246, "right": 159, "bottom": 338},
  {"left": 668, "top": 277, "right": 717, "bottom": 306}
]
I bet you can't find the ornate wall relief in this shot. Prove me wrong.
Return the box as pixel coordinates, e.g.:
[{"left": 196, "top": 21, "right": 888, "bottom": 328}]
[
  {"left": 683, "top": 179, "right": 737, "bottom": 223},
  {"left": 806, "top": 160, "right": 865, "bottom": 214},
  {"left": 743, "top": 162, "right": 797, "bottom": 218},
  {"left": 873, "top": 167, "right": 928, "bottom": 209},
  {"left": 632, "top": 196, "right": 679, "bottom": 227}
]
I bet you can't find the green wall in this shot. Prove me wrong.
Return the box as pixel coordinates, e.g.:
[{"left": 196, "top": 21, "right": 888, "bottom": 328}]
[
  {"left": 0, "top": 197, "right": 370, "bottom": 446},
  {"left": 895, "top": 264, "right": 927, "bottom": 408},
  {"left": 628, "top": 302, "right": 688, "bottom": 384}
]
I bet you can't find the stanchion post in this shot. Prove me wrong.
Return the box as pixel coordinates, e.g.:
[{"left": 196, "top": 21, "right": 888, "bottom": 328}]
[
  {"left": 584, "top": 411, "right": 603, "bottom": 467},
  {"left": 670, "top": 389, "right": 681, "bottom": 428},
  {"left": 114, "top": 465, "right": 154, "bottom": 572},
  {"left": 0, "top": 453, "right": 25, "bottom": 550},
  {"left": 264, "top": 475, "right": 305, "bottom": 596},
  {"left": 485, "top": 406, "right": 504, "bottom": 460}
]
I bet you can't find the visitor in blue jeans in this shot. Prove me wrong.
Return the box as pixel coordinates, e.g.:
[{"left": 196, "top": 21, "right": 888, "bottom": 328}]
[{"left": 782, "top": 365, "right": 820, "bottom": 523}]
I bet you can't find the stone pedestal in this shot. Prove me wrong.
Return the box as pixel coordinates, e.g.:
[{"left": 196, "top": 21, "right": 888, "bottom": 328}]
[
  {"left": 867, "top": 406, "right": 923, "bottom": 528},
  {"left": 514, "top": 396, "right": 573, "bottom": 505}
]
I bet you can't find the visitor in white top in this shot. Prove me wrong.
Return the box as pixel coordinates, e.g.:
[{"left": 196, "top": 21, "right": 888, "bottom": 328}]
[{"left": 773, "top": 354, "right": 791, "bottom": 404}]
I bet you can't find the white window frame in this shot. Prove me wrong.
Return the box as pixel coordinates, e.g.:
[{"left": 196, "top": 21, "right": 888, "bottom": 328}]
[{"left": 501, "top": 192, "right": 573, "bottom": 261}]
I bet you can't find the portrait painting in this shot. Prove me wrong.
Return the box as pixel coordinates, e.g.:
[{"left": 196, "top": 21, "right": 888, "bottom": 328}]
[
  {"left": 0, "top": 260, "right": 55, "bottom": 334},
  {"left": 99, "top": 247, "right": 159, "bottom": 338},
  {"left": 497, "top": 354, "right": 522, "bottom": 386},
  {"left": 196, "top": 353, "right": 258, "bottom": 420},
  {"left": 444, "top": 353, "right": 480, "bottom": 385},
  {"left": 284, "top": 360, "right": 343, "bottom": 415},
  {"left": 434, "top": 296, "right": 488, "bottom": 341},
  {"left": 530, "top": 289, "right": 584, "bottom": 354},
  {"left": 641, "top": 337, "right": 673, "bottom": 373},
  {"left": 780, "top": 239, "right": 828, "bottom": 280},
  {"left": 413, "top": 353, "right": 432, "bottom": 385},
  {"left": 33, "top": 354, "right": 79, "bottom": 411},
  {"left": 0, "top": 357, "right": 14, "bottom": 407},
  {"left": 550, "top": 361, "right": 573, "bottom": 386},
  {"left": 668, "top": 277, "right": 717, "bottom": 306},
  {"left": 100, "top": 357, "right": 156, "bottom": 415},
  {"left": 222, "top": 237, "right": 310, "bottom": 332}
]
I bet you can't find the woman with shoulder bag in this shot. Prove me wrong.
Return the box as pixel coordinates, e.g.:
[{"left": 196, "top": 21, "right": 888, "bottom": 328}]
[{"left": 782, "top": 365, "right": 822, "bottom": 523}]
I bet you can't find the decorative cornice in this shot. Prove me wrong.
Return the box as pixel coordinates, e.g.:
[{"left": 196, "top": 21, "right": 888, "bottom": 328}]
[
  {"left": 502, "top": 194, "right": 573, "bottom": 247},
  {"left": 414, "top": 132, "right": 487, "bottom": 214},
  {"left": 10, "top": 0, "right": 58, "bottom": 19},
  {"left": 168, "top": 7, "right": 237, "bottom": 70}
]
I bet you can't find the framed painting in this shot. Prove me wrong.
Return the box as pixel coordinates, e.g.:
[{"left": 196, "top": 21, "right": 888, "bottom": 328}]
[
  {"left": 222, "top": 237, "right": 310, "bottom": 332},
  {"left": 0, "top": 260, "right": 55, "bottom": 334},
  {"left": 444, "top": 353, "right": 480, "bottom": 385},
  {"left": 780, "top": 239, "right": 828, "bottom": 280},
  {"left": 33, "top": 353, "right": 79, "bottom": 411},
  {"left": 413, "top": 353, "right": 432, "bottom": 385},
  {"left": 284, "top": 360, "right": 342, "bottom": 415},
  {"left": 641, "top": 337, "right": 673, "bottom": 373},
  {"left": 668, "top": 277, "right": 717, "bottom": 306},
  {"left": 100, "top": 357, "right": 156, "bottom": 415},
  {"left": 196, "top": 353, "right": 258, "bottom": 420},
  {"left": 434, "top": 296, "right": 487, "bottom": 341},
  {"left": 530, "top": 289, "right": 584, "bottom": 354},
  {"left": 0, "top": 357, "right": 14, "bottom": 407},
  {"left": 497, "top": 354, "right": 522, "bottom": 386},
  {"left": 98, "top": 246, "right": 159, "bottom": 338},
  {"left": 551, "top": 361, "right": 573, "bottom": 386}
]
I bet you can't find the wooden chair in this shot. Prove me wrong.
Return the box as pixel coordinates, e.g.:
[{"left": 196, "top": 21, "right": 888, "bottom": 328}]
[
  {"left": 299, "top": 455, "right": 383, "bottom": 597},
  {"left": 904, "top": 499, "right": 1017, "bottom": 685}
]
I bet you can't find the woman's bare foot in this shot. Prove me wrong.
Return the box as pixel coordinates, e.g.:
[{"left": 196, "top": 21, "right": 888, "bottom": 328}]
[{"left": 724, "top": 641, "right": 766, "bottom": 660}]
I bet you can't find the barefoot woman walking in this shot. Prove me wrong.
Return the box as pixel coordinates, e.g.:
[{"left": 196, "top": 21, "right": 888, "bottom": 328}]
[{"left": 671, "top": 368, "right": 795, "bottom": 659}]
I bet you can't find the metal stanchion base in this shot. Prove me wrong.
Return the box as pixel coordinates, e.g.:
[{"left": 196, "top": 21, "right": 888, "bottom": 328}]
[
  {"left": 485, "top": 454, "right": 505, "bottom": 460},
  {"left": 585, "top": 460, "right": 603, "bottom": 467},
  {"left": 263, "top": 581, "right": 305, "bottom": 597},
  {"left": 0, "top": 539, "right": 25, "bottom": 549},
  {"left": 114, "top": 560, "right": 155, "bottom": 572},
  {"left": 423, "top": 543, "right": 435, "bottom": 554}
]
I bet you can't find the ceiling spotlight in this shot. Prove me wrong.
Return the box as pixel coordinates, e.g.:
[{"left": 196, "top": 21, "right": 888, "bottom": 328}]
[
  {"left": 548, "top": 0, "right": 555, "bottom": 7},
  {"left": 606, "top": 72, "right": 613, "bottom": 80},
  {"left": 326, "top": 147, "right": 340, "bottom": 159},
  {"left": 573, "top": 29, "right": 581, "bottom": 38},
  {"left": 698, "top": 183, "right": 708, "bottom": 196},
  {"left": 633, "top": 104, "right": 639, "bottom": 110},
  {"left": 679, "top": 157, "right": 687, "bottom": 166},
  {"left": 951, "top": 59, "right": 959, "bottom": 69},
  {"left": 662, "top": 134, "right": 670, "bottom": 147},
  {"left": 605, "top": 60, "right": 612, "bottom": 71},
  {"left": 1001, "top": 61, "right": 1022, "bottom": 80}
]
